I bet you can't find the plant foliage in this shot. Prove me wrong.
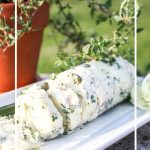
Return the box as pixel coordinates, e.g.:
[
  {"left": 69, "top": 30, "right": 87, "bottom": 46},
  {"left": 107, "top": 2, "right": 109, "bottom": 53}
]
[
  {"left": 0, "top": 0, "right": 142, "bottom": 72},
  {"left": 0, "top": 0, "right": 45, "bottom": 50},
  {"left": 54, "top": 0, "right": 141, "bottom": 71}
]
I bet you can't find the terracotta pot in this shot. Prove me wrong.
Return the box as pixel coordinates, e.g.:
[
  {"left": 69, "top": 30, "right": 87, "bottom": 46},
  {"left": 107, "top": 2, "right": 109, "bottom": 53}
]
[
  {"left": 0, "top": 1, "right": 49, "bottom": 93},
  {"left": 0, "top": 2, "right": 15, "bottom": 93},
  {"left": 0, "top": 2, "right": 15, "bottom": 27},
  {"left": 0, "top": 46, "right": 15, "bottom": 93}
]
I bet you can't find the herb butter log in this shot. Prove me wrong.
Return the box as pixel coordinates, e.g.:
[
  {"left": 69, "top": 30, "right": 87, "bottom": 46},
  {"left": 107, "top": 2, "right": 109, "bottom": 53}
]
[
  {"left": 47, "top": 57, "right": 134, "bottom": 124},
  {"left": 16, "top": 85, "right": 64, "bottom": 140},
  {"left": 47, "top": 85, "right": 82, "bottom": 133},
  {"left": 89, "top": 57, "right": 134, "bottom": 114},
  {"left": 16, "top": 57, "right": 134, "bottom": 140},
  {"left": 47, "top": 66, "right": 100, "bottom": 125}
]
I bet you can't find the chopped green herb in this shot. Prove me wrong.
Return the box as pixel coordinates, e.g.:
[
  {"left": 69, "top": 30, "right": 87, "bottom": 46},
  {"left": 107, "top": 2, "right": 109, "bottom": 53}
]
[
  {"left": 91, "top": 95, "right": 96, "bottom": 103},
  {"left": 114, "top": 62, "right": 121, "bottom": 69},
  {"left": 52, "top": 115, "right": 58, "bottom": 122},
  {"left": 83, "top": 64, "right": 91, "bottom": 68},
  {"left": 16, "top": 120, "right": 19, "bottom": 124},
  {"left": 61, "top": 104, "right": 66, "bottom": 108},
  {"left": 72, "top": 74, "right": 82, "bottom": 85},
  {"left": 65, "top": 116, "right": 70, "bottom": 121}
]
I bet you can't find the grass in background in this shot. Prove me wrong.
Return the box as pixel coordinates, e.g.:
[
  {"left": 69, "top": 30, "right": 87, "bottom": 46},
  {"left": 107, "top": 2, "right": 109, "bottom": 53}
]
[
  {"left": 137, "top": 0, "right": 150, "bottom": 74},
  {"left": 37, "top": 0, "right": 142, "bottom": 74}
]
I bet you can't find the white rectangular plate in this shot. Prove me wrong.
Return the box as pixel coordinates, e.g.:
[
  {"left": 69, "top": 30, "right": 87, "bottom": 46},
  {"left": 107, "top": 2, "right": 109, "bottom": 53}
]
[
  {"left": 0, "top": 80, "right": 150, "bottom": 150},
  {"left": 43, "top": 103, "right": 150, "bottom": 150}
]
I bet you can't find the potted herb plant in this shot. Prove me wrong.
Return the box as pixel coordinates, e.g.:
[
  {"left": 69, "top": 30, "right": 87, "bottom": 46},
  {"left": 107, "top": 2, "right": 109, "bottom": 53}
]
[
  {"left": 0, "top": 0, "right": 49, "bottom": 93},
  {"left": 0, "top": 0, "right": 141, "bottom": 93}
]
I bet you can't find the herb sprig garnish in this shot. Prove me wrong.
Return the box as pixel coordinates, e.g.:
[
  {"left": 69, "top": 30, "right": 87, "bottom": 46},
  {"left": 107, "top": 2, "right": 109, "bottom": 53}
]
[
  {"left": 0, "top": 0, "right": 45, "bottom": 50},
  {"left": 54, "top": 0, "right": 142, "bottom": 71}
]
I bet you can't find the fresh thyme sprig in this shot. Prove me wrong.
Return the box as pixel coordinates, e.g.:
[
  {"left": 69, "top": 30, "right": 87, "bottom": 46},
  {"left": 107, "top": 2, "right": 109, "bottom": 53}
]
[
  {"left": 54, "top": 33, "right": 128, "bottom": 70},
  {"left": 54, "top": 0, "right": 139, "bottom": 71},
  {"left": 17, "top": 0, "right": 45, "bottom": 35}
]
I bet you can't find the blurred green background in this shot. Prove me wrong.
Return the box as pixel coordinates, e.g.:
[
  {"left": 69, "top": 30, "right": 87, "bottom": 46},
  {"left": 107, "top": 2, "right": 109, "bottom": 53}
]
[
  {"left": 37, "top": 0, "right": 149, "bottom": 74},
  {"left": 137, "top": 0, "right": 150, "bottom": 74}
]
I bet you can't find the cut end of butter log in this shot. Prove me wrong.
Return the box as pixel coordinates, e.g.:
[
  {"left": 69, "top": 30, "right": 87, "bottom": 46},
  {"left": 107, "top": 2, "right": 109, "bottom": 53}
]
[
  {"left": 16, "top": 85, "right": 64, "bottom": 140},
  {"left": 47, "top": 86, "right": 82, "bottom": 133}
]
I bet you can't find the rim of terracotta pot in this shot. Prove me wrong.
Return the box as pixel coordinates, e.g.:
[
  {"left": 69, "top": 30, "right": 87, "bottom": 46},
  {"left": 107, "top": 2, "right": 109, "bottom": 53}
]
[
  {"left": 0, "top": 2, "right": 14, "bottom": 7},
  {"left": 0, "top": 0, "right": 28, "bottom": 7},
  {"left": 1, "top": 1, "right": 49, "bottom": 27},
  {"left": 0, "top": 2, "right": 14, "bottom": 16}
]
